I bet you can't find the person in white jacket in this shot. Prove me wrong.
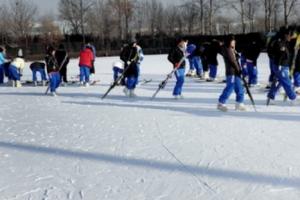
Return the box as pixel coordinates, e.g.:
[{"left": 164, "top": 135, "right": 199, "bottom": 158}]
[{"left": 8, "top": 49, "right": 25, "bottom": 87}]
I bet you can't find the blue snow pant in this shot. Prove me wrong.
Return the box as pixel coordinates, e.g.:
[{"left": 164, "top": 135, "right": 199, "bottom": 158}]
[
  {"left": 246, "top": 61, "right": 258, "bottom": 85},
  {"left": 173, "top": 68, "right": 185, "bottom": 96},
  {"left": 189, "top": 56, "right": 203, "bottom": 75},
  {"left": 0, "top": 64, "right": 4, "bottom": 84},
  {"left": 240, "top": 55, "right": 248, "bottom": 77},
  {"left": 267, "top": 66, "right": 296, "bottom": 100},
  {"left": 294, "top": 72, "right": 300, "bottom": 88},
  {"left": 32, "top": 68, "right": 47, "bottom": 82},
  {"left": 79, "top": 66, "right": 90, "bottom": 83},
  {"left": 209, "top": 64, "right": 218, "bottom": 79},
  {"left": 48, "top": 72, "right": 61, "bottom": 93},
  {"left": 113, "top": 67, "right": 124, "bottom": 81},
  {"left": 219, "top": 75, "right": 245, "bottom": 104},
  {"left": 268, "top": 58, "right": 276, "bottom": 83},
  {"left": 126, "top": 76, "right": 138, "bottom": 90},
  {"left": 8, "top": 65, "right": 21, "bottom": 81}
]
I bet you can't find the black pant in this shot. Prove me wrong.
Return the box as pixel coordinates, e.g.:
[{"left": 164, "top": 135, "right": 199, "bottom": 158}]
[{"left": 60, "top": 66, "right": 68, "bottom": 83}]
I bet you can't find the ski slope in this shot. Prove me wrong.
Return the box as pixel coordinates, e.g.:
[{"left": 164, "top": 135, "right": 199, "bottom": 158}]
[{"left": 0, "top": 54, "right": 299, "bottom": 200}]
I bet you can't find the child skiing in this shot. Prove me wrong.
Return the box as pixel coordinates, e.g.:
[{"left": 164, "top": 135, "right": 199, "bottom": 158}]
[
  {"left": 8, "top": 49, "right": 25, "bottom": 88},
  {"left": 0, "top": 46, "right": 10, "bottom": 84},
  {"left": 30, "top": 61, "right": 47, "bottom": 86},
  {"left": 120, "top": 40, "right": 140, "bottom": 97},
  {"left": 55, "top": 44, "right": 69, "bottom": 85},
  {"left": 79, "top": 45, "right": 94, "bottom": 87},
  {"left": 217, "top": 36, "right": 246, "bottom": 112},
  {"left": 45, "top": 46, "right": 60, "bottom": 96},
  {"left": 112, "top": 60, "right": 124, "bottom": 83},
  {"left": 267, "top": 28, "right": 298, "bottom": 105},
  {"left": 167, "top": 38, "right": 189, "bottom": 99}
]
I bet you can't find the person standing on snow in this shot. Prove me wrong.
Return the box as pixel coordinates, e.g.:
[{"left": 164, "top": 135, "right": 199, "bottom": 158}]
[
  {"left": 167, "top": 37, "right": 189, "bottom": 99},
  {"left": 0, "top": 46, "right": 10, "bottom": 84},
  {"left": 55, "top": 44, "right": 69, "bottom": 86},
  {"left": 30, "top": 61, "right": 47, "bottom": 86},
  {"left": 8, "top": 49, "right": 25, "bottom": 88},
  {"left": 243, "top": 35, "right": 261, "bottom": 87},
  {"left": 86, "top": 42, "right": 96, "bottom": 75},
  {"left": 206, "top": 39, "right": 222, "bottom": 82},
  {"left": 79, "top": 45, "right": 94, "bottom": 87},
  {"left": 186, "top": 43, "right": 203, "bottom": 78},
  {"left": 217, "top": 36, "right": 246, "bottom": 112},
  {"left": 45, "top": 46, "right": 60, "bottom": 96},
  {"left": 267, "top": 28, "right": 298, "bottom": 105},
  {"left": 120, "top": 40, "right": 141, "bottom": 97}
]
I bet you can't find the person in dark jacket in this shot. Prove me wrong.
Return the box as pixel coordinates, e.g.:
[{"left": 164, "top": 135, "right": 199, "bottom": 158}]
[
  {"left": 267, "top": 28, "right": 298, "bottom": 104},
  {"left": 30, "top": 61, "right": 47, "bottom": 86},
  {"left": 218, "top": 36, "right": 246, "bottom": 112},
  {"left": 167, "top": 38, "right": 188, "bottom": 99},
  {"left": 55, "top": 44, "right": 69, "bottom": 85},
  {"left": 294, "top": 34, "right": 300, "bottom": 94},
  {"left": 186, "top": 43, "right": 203, "bottom": 78},
  {"left": 207, "top": 39, "right": 222, "bottom": 82},
  {"left": 45, "top": 46, "right": 60, "bottom": 96},
  {"left": 243, "top": 38, "right": 261, "bottom": 86},
  {"left": 120, "top": 40, "right": 140, "bottom": 97}
]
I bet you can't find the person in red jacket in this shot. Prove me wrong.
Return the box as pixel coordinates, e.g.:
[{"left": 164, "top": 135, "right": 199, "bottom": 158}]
[{"left": 79, "top": 45, "right": 94, "bottom": 87}]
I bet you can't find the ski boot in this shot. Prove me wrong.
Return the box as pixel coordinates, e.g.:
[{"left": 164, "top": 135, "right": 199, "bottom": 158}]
[{"left": 217, "top": 103, "right": 228, "bottom": 112}]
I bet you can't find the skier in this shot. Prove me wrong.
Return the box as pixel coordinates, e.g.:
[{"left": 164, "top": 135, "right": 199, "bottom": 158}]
[
  {"left": 30, "top": 61, "right": 47, "bottom": 86},
  {"left": 217, "top": 36, "right": 246, "bottom": 112},
  {"left": 136, "top": 43, "right": 144, "bottom": 84},
  {"left": 167, "top": 37, "right": 189, "bottom": 99},
  {"left": 120, "top": 40, "right": 141, "bottom": 97},
  {"left": 55, "top": 44, "right": 69, "bottom": 86},
  {"left": 45, "top": 46, "right": 60, "bottom": 96},
  {"left": 267, "top": 28, "right": 298, "bottom": 105},
  {"left": 86, "top": 42, "right": 96, "bottom": 75},
  {"left": 8, "top": 49, "right": 25, "bottom": 88},
  {"left": 79, "top": 45, "right": 94, "bottom": 87},
  {"left": 243, "top": 36, "right": 261, "bottom": 87},
  {"left": 294, "top": 34, "right": 300, "bottom": 94},
  {"left": 207, "top": 39, "right": 222, "bottom": 82},
  {"left": 112, "top": 60, "right": 124, "bottom": 83},
  {"left": 186, "top": 43, "right": 203, "bottom": 78},
  {"left": 0, "top": 46, "right": 10, "bottom": 84}
]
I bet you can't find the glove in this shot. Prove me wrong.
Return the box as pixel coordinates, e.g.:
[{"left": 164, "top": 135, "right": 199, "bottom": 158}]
[{"left": 174, "top": 62, "right": 180, "bottom": 68}]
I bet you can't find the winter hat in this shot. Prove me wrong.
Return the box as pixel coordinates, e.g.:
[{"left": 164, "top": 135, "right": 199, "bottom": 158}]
[
  {"left": 113, "top": 60, "right": 124, "bottom": 68},
  {"left": 17, "top": 49, "right": 23, "bottom": 57}
]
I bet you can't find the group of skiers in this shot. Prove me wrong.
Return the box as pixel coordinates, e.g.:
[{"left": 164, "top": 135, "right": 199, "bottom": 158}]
[{"left": 0, "top": 26, "right": 299, "bottom": 110}]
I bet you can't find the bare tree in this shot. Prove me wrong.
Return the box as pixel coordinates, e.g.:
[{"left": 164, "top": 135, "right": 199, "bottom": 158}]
[
  {"left": 282, "top": 0, "right": 298, "bottom": 27},
  {"left": 38, "top": 14, "right": 62, "bottom": 44},
  {"left": 180, "top": 2, "right": 199, "bottom": 34},
  {"left": 59, "top": 0, "right": 94, "bottom": 43},
  {"left": 8, "top": 0, "right": 37, "bottom": 47},
  {"left": 108, "top": 0, "right": 136, "bottom": 40},
  {"left": 164, "top": 5, "right": 180, "bottom": 36}
]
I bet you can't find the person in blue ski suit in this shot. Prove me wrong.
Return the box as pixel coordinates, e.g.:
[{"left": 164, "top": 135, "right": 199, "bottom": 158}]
[
  {"left": 30, "top": 62, "right": 47, "bottom": 86},
  {"left": 217, "top": 36, "right": 246, "bottom": 112},
  {"left": 267, "top": 28, "right": 298, "bottom": 104},
  {"left": 243, "top": 37, "right": 261, "bottom": 87},
  {"left": 45, "top": 46, "right": 61, "bottom": 96},
  {"left": 167, "top": 38, "right": 189, "bottom": 99},
  {"left": 187, "top": 44, "right": 203, "bottom": 78},
  {"left": 120, "top": 40, "right": 140, "bottom": 97}
]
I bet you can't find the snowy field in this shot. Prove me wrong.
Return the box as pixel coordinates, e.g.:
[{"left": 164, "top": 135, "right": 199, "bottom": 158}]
[{"left": 0, "top": 54, "right": 300, "bottom": 200}]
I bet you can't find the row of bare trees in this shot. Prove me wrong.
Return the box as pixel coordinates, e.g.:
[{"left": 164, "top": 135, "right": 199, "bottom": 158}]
[{"left": 0, "top": 0, "right": 300, "bottom": 47}]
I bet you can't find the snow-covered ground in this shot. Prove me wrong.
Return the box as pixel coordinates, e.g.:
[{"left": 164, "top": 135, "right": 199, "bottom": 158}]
[{"left": 0, "top": 54, "right": 299, "bottom": 200}]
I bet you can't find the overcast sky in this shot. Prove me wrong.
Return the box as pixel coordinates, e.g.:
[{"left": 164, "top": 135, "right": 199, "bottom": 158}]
[{"left": 30, "top": 0, "right": 181, "bottom": 16}]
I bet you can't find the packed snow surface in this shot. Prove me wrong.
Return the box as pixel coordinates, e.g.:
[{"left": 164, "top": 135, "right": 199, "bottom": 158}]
[{"left": 0, "top": 54, "right": 299, "bottom": 199}]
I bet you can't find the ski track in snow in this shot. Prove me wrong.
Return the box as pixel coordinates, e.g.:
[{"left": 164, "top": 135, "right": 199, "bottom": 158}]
[{"left": 0, "top": 54, "right": 300, "bottom": 199}]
